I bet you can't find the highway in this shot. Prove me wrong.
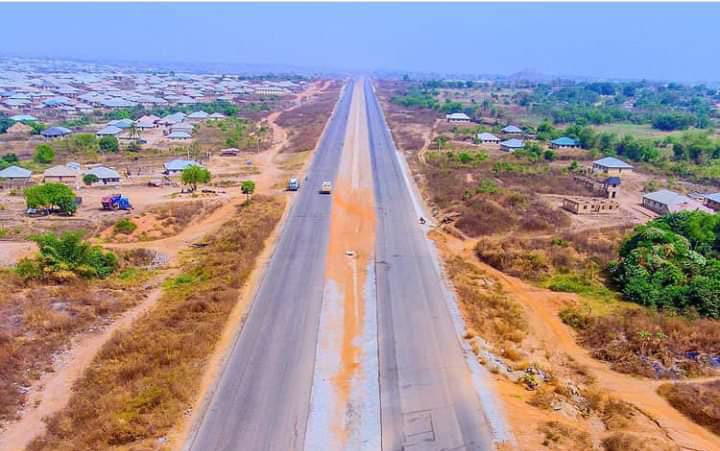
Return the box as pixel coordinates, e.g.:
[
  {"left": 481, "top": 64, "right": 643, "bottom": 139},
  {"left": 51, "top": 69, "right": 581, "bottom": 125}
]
[
  {"left": 185, "top": 79, "right": 497, "bottom": 450},
  {"left": 365, "top": 79, "right": 494, "bottom": 450},
  {"left": 185, "top": 81, "right": 354, "bottom": 451}
]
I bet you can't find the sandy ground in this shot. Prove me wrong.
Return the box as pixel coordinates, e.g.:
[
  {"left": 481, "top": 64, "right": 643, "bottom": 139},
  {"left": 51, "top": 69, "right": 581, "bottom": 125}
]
[
  {"left": 433, "top": 232, "right": 720, "bottom": 451},
  {"left": 0, "top": 241, "right": 36, "bottom": 266},
  {"left": 0, "top": 80, "right": 337, "bottom": 450}
]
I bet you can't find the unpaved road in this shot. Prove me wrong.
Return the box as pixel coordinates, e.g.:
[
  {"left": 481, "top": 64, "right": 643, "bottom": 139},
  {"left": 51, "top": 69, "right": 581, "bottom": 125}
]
[{"left": 185, "top": 79, "right": 502, "bottom": 450}]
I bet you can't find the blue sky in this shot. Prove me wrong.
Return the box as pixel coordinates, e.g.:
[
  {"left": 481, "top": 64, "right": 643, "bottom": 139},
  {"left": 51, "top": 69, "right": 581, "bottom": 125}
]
[{"left": 1, "top": 2, "right": 719, "bottom": 81}]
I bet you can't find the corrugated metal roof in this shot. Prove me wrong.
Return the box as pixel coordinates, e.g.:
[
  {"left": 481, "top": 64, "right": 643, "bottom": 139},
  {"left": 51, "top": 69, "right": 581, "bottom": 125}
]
[
  {"left": 594, "top": 157, "right": 633, "bottom": 169},
  {"left": 552, "top": 136, "right": 578, "bottom": 146},
  {"left": 500, "top": 138, "right": 524, "bottom": 149},
  {"left": 502, "top": 125, "right": 522, "bottom": 133},
  {"left": 164, "top": 159, "right": 198, "bottom": 170},
  {"left": 477, "top": 132, "right": 499, "bottom": 141},
  {"left": 0, "top": 165, "right": 31, "bottom": 179},
  {"left": 86, "top": 166, "right": 120, "bottom": 179}
]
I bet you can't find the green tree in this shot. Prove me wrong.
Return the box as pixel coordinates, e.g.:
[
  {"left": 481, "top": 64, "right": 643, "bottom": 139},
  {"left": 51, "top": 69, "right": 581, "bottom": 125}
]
[
  {"left": 181, "top": 165, "right": 211, "bottom": 192},
  {"left": 241, "top": 180, "right": 256, "bottom": 200},
  {"left": 99, "top": 136, "right": 119, "bottom": 152},
  {"left": 24, "top": 183, "right": 77, "bottom": 215},
  {"left": 83, "top": 174, "right": 99, "bottom": 186},
  {"left": 33, "top": 143, "right": 55, "bottom": 164}
]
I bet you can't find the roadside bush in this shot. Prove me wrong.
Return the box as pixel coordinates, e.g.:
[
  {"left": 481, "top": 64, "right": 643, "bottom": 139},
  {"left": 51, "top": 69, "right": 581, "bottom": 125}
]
[
  {"left": 113, "top": 218, "right": 137, "bottom": 235},
  {"left": 19, "top": 232, "right": 118, "bottom": 281},
  {"left": 562, "top": 307, "right": 720, "bottom": 378}
]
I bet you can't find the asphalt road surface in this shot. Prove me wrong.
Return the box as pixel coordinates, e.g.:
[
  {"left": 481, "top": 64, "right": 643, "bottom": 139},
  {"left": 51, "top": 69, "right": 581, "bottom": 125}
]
[
  {"left": 185, "top": 81, "right": 354, "bottom": 451},
  {"left": 186, "top": 79, "right": 495, "bottom": 450},
  {"left": 365, "top": 79, "right": 494, "bottom": 450}
]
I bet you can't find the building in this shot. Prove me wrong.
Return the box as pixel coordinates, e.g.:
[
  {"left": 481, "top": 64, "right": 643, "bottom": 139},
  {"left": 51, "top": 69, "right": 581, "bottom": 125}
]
[
  {"left": 96, "top": 125, "right": 123, "bottom": 137},
  {"left": 575, "top": 175, "right": 621, "bottom": 199},
  {"left": 500, "top": 138, "right": 524, "bottom": 152},
  {"left": 0, "top": 165, "right": 32, "bottom": 188},
  {"left": 642, "top": 189, "right": 712, "bottom": 215},
  {"left": 704, "top": 193, "right": 720, "bottom": 211},
  {"left": 446, "top": 112, "right": 471, "bottom": 123},
  {"left": 592, "top": 157, "right": 633, "bottom": 176},
  {"left": 551, "top": 136, "right": 580, "bottom": 149},
  {"left": 209, "top": 112, "right": 226, "bottom": 120},
  {"left": 167, "top": 131, "right": 192, "bottom": 140},
  {"left": 164, "top": 159, "right": 200, "bottom": 174},
  {"left": 108, "top": 118, "right": 134, "bottom": 129},
  {"left": 170, "top": 122, "right": 194, "bottom": 134},
  {"left": 135, "top": 115, "right": 161, "bottom": 129},
  {"left": 501, "top": 125, "right": 523, "bottom": 135},
  {"left": 5, "top": 122, "right": 32, "bottom": 136},
  {"left": 476, "top": 132, "right": 500, "bottom": 144},
  {"left": 187, "top": 111, "right": 209, "bottom": 121},
  {"left": 85, "top": 166, "right": 121, "bottom": 185},
  {"left": 220, "top": 147, "right": 240, "bottom": 156},
  {"left": 9, "top": 114, "right": 37, "bottom": 122},
  {"left": 43, "top": 165, "right": 79, "bottom": 185},
  {"left": 41, "top": 126, "right": 72, "bottom": 139},
  {"left": 562, "top": 197, "right": 619, "bottom": 215}
]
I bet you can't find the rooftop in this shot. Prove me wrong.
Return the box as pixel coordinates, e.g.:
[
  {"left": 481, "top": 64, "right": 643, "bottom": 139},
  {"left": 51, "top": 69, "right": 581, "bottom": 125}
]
[{"left": 594, "top": 157, "right": 633, "bottom": 169}]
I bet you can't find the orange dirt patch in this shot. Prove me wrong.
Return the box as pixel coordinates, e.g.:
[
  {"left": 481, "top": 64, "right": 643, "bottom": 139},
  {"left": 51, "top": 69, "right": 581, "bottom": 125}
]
[{"left": 323, "top": 82, "right": 376, "bottom": 447}]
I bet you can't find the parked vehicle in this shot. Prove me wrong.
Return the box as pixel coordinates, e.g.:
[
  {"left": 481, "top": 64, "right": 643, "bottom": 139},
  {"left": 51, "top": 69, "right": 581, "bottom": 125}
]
[
  {"left": 287, "top": 177, "right": 300, "bottom": 191},
  {"left": 319, "top": 181, "right": 332, "bottom": 194},
  {"left": 101, "top": 193, "right": 132, "bottom": 210}
]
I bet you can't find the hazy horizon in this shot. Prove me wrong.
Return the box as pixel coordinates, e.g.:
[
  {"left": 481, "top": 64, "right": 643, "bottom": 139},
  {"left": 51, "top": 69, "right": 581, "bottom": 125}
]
[{"left": 1, "top": 2, "right": 720, "bottom": 82}]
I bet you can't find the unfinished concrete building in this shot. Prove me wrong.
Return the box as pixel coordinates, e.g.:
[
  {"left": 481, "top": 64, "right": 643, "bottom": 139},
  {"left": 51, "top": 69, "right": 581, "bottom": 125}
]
[{"left": 562, "top": 196, "right": 619, "bottom": 215}]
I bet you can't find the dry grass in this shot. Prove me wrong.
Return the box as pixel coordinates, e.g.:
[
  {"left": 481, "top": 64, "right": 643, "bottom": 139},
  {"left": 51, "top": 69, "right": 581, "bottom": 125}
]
[
  {"left": 276, "top": 81, "right": 341, "bottom": 153},
  {"left": 27, "top": 195, "right": 285, "bottom": 450},
  {"left": 445, "top": 256, "right": 527, "bottom": 347},
  {"left": 563, "top": 307, "right": 720, "bottom": 378},
  {"left": 0, "top": 261, "right": 157, "bottom": 424},
  {"left": 538, "top": 420, "right": 593, "bottom": 450},
  {"left": 602, "top": 432, "right": 678, "bottom": 451},
  {"left": 658, "top": 380, "right": 720, "bottom": 436}
]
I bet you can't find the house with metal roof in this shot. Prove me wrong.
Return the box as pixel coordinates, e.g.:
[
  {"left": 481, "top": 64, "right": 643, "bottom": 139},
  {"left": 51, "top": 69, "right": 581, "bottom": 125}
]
[
  {"left": 592, "top": 157, "right": 633, "bottom": 176},
  {"left": 96, "top": 125, "right": 123, "bottom": 137},
  {"left": 167, "top": 131, "right": 192, "bottom": 140},
  {"left": 160, "top": 112, "right": 186, "bottom": 126},
  {"left": 42, "top": 127, "right": 72, "bottom": 139},
  {"left": 502, "top": 125, "right": 523, "bottom": 135},
  {"left": 446, "top": 112, "right": 471, "bottom": 123},
  {"left": 476, "top": 132, "right": 500, "bottom": 144},
  {"left": 9, "top": 114, "right": 37, "bottom": 122},
  {"left": 85, "top": 166, "right": 121, "bottom": 185},
  {"left": 642, "top": 189, "right": 712, "bottom": 215},
  {"left": 0, "top": 165, "right": 32, "bottom": 188},
  {"left": 500, "top": 138, "right": 525, "bottom": 152},
  {"left": 43, "top": 165, "right": 79, "bottom": 185},
  {"left": 551, "top": 137, "right": 580, "bottom": 149},
  {"left": 188, "top": 111, "right": 209, "bottom": 120},
  {"left": 170, "top": 122, "right": 194, "bottom": 133},
  {"left": 209, "top": 112, "right": 226, "bottom": 120},
  {"left": 109, "top": 118, "right": 134, "bottom": 129},
  {"left": 164, "top": 159, "right": 200, "bottom": 174}
]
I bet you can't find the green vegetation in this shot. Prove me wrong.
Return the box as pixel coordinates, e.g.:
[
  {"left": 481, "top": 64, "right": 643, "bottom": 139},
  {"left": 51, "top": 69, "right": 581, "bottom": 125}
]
[
  {"left": 113, "top": 218, "right": 138, "bottom": 235},
  {"left": 0, "top": 153, "right": 19, "bottom": 170},
  {"left": 241, "top": 180, "right": 256, "bottom": 199},
  {"left": 17, "top": 232, "right": 118, "bottom": 281},
  {"left": 98, "top": 135, "right": 119, "bottom": 152},
  {"left": 33, "top": 143, "right": 55, "bottom": 164},
  {"left": 181, "top": 165, "right": 211, "bottom": 192},
  {"left": 609, "top": 211, "right": 720, "bottom": 318},
  {"left": 82, "top": 174, "right": 99, "bottom": 186},
  {"left": 24, "top": 183, "right": 77, "bottom": 215}
]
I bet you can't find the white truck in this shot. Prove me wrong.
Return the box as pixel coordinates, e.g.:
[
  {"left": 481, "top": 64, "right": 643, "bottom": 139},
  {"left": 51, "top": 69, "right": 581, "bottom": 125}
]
[{"left": 319, "top": 181, "right": 332, "bottom": 194}]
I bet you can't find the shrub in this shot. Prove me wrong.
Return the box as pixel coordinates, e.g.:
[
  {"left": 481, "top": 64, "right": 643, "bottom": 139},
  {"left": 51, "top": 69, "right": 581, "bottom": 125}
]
[
  {"left": 657, "top": 380, "right": 720, "bottom": 435},
  {"left": 22, "top": 232, "right": 118, "bottom": 280},
  {"left": 82, "top": 173, "right": 99, "bottom": 186},
  {"left": 33, "top": 143, "right": 55, "bottom": 164},
  {"left": 113, "top": 218, "right": 137, "bottom": 235},
  {"left": 98, "top": 135, "right": 119, "bottom": 152}
]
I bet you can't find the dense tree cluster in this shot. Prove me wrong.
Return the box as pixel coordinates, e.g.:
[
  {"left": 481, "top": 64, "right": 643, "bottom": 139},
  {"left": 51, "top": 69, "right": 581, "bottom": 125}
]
[{"left": 610, "top": 212, "right": 720, "bottom": 319}]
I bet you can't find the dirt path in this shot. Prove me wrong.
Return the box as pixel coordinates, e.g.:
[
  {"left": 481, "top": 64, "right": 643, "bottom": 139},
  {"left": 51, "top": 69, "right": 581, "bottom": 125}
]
[
  {"left": 0, "top": 241, "right": 36, "bottom": 267},
  {"left": 0, "top": 271, "right": 175, "bottom": 451},
  {"left": 434, "top": 231, "right": 719, "bottom": 451}
]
